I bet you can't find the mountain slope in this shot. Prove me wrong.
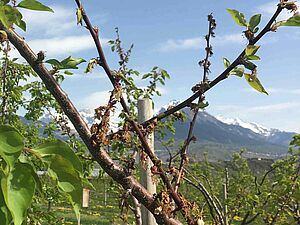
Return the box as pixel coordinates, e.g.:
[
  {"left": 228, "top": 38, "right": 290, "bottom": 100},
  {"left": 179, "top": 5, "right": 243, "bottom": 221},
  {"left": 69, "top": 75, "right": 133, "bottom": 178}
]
[{"left": 157, "top": 104, "right": 295, "bottom": 158}]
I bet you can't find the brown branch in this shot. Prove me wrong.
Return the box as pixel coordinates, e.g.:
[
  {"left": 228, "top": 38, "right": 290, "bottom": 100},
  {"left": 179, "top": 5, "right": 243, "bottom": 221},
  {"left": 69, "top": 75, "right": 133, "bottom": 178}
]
[
  {"left": 174, "top": 15, "right": 215, "bottom": 193},
  {"left": 142, "top": 5, "right": 283, "bottom": 126},
  {"left": 1, "top": 2, "right": 285, "bottom": 224},
  {"left": 0, "top": 24, "right": 182, "bottom": 225},
  {"left": 74, "top": 1, "right": 197, "bottom": 223},
  {"left": 184, "top": 177, "right": 224, "bottom": 225}
]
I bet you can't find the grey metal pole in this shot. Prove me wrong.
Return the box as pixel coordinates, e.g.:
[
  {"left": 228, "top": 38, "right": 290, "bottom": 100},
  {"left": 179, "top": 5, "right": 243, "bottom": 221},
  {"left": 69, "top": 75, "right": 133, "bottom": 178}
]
[{"left": 138, "top": 98, "right": 157, "bottom": 225}]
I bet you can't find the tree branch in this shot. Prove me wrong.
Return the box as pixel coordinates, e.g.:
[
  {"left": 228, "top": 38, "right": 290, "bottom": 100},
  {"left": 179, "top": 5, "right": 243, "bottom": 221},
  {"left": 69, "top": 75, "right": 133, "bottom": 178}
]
[
  {"left": 142, "top": 5, "right": 283, "bottom": 126},
  {"left": 0, "top": 23, "right": 182, "bottom": 225}
]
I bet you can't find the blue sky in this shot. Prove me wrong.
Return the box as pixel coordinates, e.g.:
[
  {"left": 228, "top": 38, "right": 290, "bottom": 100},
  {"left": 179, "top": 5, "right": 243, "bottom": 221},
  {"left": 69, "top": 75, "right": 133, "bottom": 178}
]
[{"left": 13, "top": 0, "right": 300, "bottom": 132}]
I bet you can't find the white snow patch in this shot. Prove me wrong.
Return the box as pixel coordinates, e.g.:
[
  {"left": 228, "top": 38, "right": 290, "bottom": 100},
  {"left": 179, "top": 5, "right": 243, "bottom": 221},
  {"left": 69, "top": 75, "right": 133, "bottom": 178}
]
[{"left": 216, "top": 116, "right": 273, "bottom": 136}]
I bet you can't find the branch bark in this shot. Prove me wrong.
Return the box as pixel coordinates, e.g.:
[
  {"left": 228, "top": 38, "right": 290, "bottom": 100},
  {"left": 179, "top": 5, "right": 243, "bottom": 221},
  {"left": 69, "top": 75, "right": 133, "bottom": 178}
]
[{"left": 0, "top": 23, "right": 182, "bottom": 225}]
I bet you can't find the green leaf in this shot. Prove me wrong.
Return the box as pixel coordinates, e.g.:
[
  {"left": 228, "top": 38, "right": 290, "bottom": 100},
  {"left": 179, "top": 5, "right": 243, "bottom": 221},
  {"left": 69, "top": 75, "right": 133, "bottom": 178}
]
[
  {"left": 245, "top": 55, "right": 260, "bottom": 60},
  {"left": 227, "top": 9, "right": 247, "bottom": 26},
  {"left": 142, "top": 73, "right": 151, "bottom": 79},
  {"left": 48, "top": 155, "right": 82, "bottom": 222},
  {"left": 242, "top": 60, "right": 257, "bottom": 71},
  {"left": 64, "top": 70, "right": 73, "bottom": 75},
  {"left": 45, "top": 58, "right": 61, "bottom": 66},
  {"left": 245, "top": 45, "right": 260, "bottom": 56},
  {"left": 244, "top": 73, "right": 268, "bottom": 95},
  {"left": 17, "top": 0, "right": 53, "bottom": 12},
  {"left": 12, "top": 8, "right": 26, "bottom": 31},
  {"left": 60, "top": 56, "right": 86, "bottom": 70},
  {"left": 85, "top": 59, "right": 97, "bottom": 73},
  {"left": 32, "top": 140, "right": 83, "bottom": 222},
  {"left": 15, "top": 19, "right": 26, "bottom": 31},
  {"left": 276, "top": 14, "right": 300, "bottom": 27},
  {"left": 0, "top": 171, "right": 12, "bottom": 225},
  {"left": 0, "top": 125, "right": 24, "bottom": 170},
  {"left": 0, "top": 5, "right": 19, "bottom": 28},
  {"left": 1, "top": 162, "right": 36, "bottom": 225},
  {"left": 76, "top": 8, "right": 83, "bottom": 25},
  {"left": 33, "top": 139, "right": 82, "bottom": 174},
  {"left": 46, "top": 57, "right": 86, "bottom": 70},
  {"left": 223, "top": 58, "right": 231, "bottom": 68},
  {"left": 253, "top": 27, "right": 259, "bottom": 33},
  {"left": 230, "top": 67, "right": 244, "bottom": 77},
  {"left": 249, "top": 14, "right": 261, "bottom": 31},
  {"left": 161, "top": 69, "right": 170, "bottom": 79}
]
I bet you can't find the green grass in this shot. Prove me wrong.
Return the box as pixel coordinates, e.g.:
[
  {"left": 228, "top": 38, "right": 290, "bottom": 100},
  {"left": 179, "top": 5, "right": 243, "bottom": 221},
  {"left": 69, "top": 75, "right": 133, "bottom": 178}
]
[{"left": 45, "top": 178, "right": 135, "bottom": 225}]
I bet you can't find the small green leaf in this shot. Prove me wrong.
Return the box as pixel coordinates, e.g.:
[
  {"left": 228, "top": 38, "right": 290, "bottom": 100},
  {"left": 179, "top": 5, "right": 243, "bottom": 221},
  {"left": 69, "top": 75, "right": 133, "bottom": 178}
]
[
  {"left": 245, "top": 55, "right": 260, "bottom": 60},
  {"left": 76, "top": 8, "right": 83, "bottom": 26},
  {"left": 276, "top": 14, "right": 300, "bottom": 27},
  {"left": 198, "top": 102, "right": 209, "bottom": 109},
  {"left": 13, "top": 9, "right": 26, "bottom": 31},
  {"left": 46, "top": 57, "right": 85, "bottom": 70},
  {"left": 249, "top": 14, "right": 261, "bottom": 32},
  {"left": 223, "top": 58, "right": 231, "bottom": 68},
  {"left": 64, "top": 70, "right": 73, "bottom": 75},
  {"left": 161, "top": 69, "right": 170, "bottom": 79},
  {"left": 227, "top": 9, "right": 247, "bottom": 26},
  {"left": 245, "top": 45, "right": 260, "bottom": 56},
  {"left": 0, "top": 5, "right": 19, "bottom": 28},
  {"left": 85, "top": 59, "right": 97, "bottom": 73},
  {"left": 244, "top": 73, "right": 268, "bottom": 95},
  {"left": 60, "top": 56, "right": 86, "bottom": 70},
  {"left": 0, "top": 125, "right": 24, "bottom": 170},
  {"left": 230, "top": 67, "right": 244, "bottom": 77},
  {"left": 191, "top": 102, "right": 209, "bottom": 110},
  {"left": 17, "top": 0, "right": 53, "bottom": 12},
  {"left": 253, "top": 27, "right": 259, "bottom": 33},
  {"left": 15, "top": 19, "right": 26, "bottom": 31},
  {"left": 1, "top": 162, "right": 36, "bottom": 225},
  {"left": 45, "top": 59, "right": 62, "bottom": 67},
  {"left": 142, "top": 73, "right": 151, "bottom": 79},
  {"left": 242, "top": 60, "right": 257, "bottom": 71}
]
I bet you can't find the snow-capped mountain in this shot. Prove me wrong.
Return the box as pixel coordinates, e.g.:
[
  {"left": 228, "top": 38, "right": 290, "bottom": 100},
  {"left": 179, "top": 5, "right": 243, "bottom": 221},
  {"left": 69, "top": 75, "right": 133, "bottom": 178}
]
[
  {"left": 157, "top": 102, "right": 295, "bottom": 157},
  {"left": 39, "top": 100, "right": 295, "bottom": 158},
  {"left": 215, "top": 116, "right": 274, "bottom": 137}
]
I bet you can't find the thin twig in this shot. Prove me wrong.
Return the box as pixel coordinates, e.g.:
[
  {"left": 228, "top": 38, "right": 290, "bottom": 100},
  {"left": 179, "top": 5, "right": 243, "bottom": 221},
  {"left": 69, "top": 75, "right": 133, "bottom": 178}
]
[{"left": 74, "top": 1, "right": 195, "bottom": 222}]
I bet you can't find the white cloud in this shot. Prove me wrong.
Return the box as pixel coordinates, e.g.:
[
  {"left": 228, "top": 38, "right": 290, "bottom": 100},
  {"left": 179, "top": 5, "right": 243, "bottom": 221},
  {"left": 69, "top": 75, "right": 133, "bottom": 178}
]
[
  {"left": 14, "top": 5, "right": 110, "bottom": 58},
  {"left": 19, "top": 5, "right": 107, "bottom": 37},
  {"left": 27, "top": 35, "right": 109, "bottom": 57},
  {"left": 213, "top": 33, "right": 246, "bottom": 46},
  {"left": 79, "top": 90, "right": 111, "bottom": 109},
  {"left": 19, "top": 6, "right": 76, "bottom": 36},
  {"left": 158, "top": 33, "right": 245, "bottom": 52},
  {"left": 158, "top": 37, "right": 203, "bottom": 52},
  {"left": 246, "top": 102, "right": 300, "bottom": 114},
  {"left": 215, "top": 102, "right": 300, "bottom": 115}
]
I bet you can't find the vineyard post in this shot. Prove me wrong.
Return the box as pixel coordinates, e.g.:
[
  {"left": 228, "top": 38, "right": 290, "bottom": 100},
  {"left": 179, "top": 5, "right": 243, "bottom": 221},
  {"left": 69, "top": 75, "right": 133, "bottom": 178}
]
[{"left": 138, "top": 98, "right": 157, "bottom": 225}]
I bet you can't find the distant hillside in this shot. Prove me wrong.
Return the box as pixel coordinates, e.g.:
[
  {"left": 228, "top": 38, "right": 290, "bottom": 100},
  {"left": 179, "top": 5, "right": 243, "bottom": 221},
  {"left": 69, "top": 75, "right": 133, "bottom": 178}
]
[
  {"left": 38, "top": 104, "right": 296, "bottom": 160},
  {"left": 156, "top": 102, "right": 295, "bottom": 160}
]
